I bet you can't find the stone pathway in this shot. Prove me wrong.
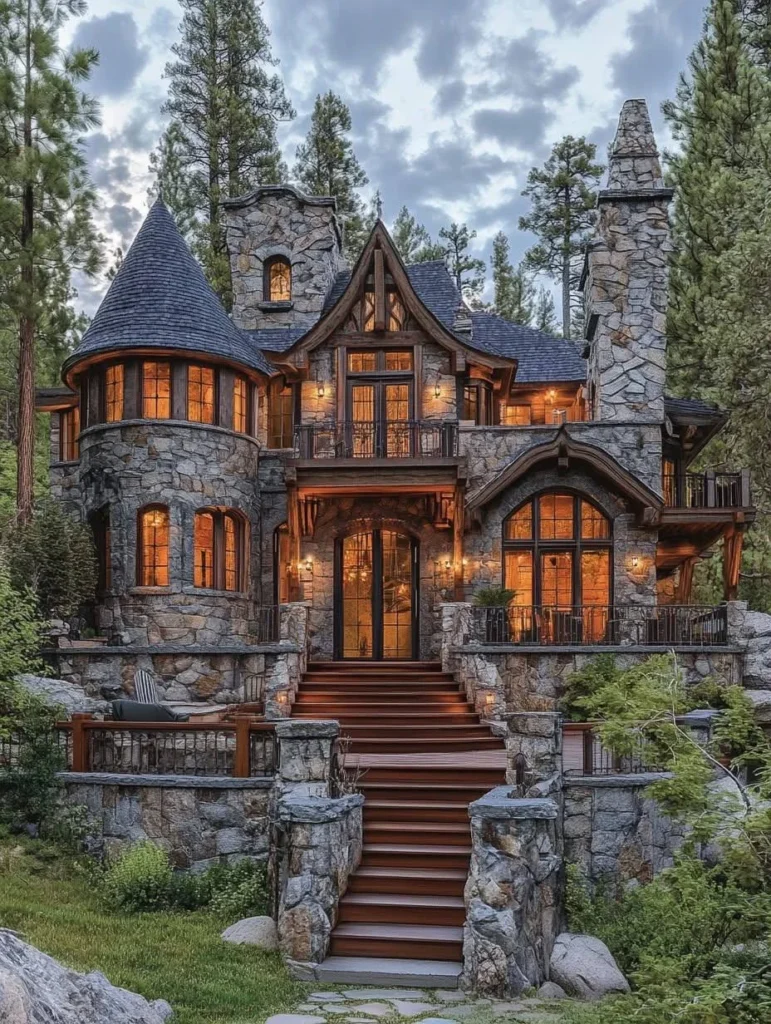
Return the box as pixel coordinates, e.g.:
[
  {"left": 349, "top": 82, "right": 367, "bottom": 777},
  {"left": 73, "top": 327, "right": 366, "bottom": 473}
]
[{"left": 266, "top": 987, "right": 575, "bottom": 1024}]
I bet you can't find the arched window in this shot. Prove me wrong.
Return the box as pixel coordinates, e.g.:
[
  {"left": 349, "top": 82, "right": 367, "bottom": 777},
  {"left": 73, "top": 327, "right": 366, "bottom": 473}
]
[
  {"left": 137, "top": 505, "right": 170, "bottom": 587},
  {"left": 502, "top": 492, "right": 611, "bottom": 641},
  {"left": 264, "top": 256, "right": 291, "bottom": 302},
  {"left": 194, "top": 508, "right": 246, "bottom": 592}
]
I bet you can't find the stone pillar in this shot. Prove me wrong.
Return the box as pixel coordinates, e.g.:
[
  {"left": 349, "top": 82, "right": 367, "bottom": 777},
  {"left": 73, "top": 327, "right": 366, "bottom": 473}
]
[
  {"left": 505, "top": 712, "right": 562, "bottom": 798},
  {"left": 274, "top": 720, "right": 339, "bottom": 798},
  {"left": 462, "top": 789, "right": 561, "bottom": 996},
  {"left": 440, "top": 602, "right": 474, "bottom": 670},
  {"left": 585, "top": 99, "right": 673, "bottom": 425},
  {"left": 277, "top": 792, "right": 363, "bottom": 966}
]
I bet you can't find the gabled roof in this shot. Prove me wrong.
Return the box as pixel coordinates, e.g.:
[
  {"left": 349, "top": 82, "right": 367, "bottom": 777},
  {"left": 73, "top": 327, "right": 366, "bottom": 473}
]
[{"left": 63, "top": 199, "right": 273, "bottom": 381}]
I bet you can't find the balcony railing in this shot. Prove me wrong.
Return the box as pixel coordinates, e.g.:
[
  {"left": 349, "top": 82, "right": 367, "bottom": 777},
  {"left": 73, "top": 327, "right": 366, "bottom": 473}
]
[
  {"left": 472, "top": 604, "right": 728, "bottom": 647},
  {"left": 563, "top": 723, "right": 661, "bottom": 776},
  {"left": 294, "top": 420, "right": 459, "bottom": 460},
  {"left": 663, "top": 471, "right": 751, "bottom": 509}
]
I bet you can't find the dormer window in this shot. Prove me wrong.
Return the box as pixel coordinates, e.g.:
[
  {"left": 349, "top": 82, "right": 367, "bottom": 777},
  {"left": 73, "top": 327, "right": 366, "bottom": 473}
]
[{"left": 264, "top": 256, "right": 291, "bottom": 303}]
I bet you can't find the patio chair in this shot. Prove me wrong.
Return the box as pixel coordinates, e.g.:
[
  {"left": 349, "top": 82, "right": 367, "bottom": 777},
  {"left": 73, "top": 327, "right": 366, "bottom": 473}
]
[
  {"left": 133, "top": 669, "right": 161, "bottom": 705},
  {"left": 131, "top": 669, "right": 227, "bottom": 719},
  {"left": 111, "top": 699, "right": 189, "bottom": 723}
]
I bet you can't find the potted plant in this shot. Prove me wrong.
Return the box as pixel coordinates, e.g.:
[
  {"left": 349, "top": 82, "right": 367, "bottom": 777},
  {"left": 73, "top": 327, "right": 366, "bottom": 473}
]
[{"left": 473, "top": 587, "right": 517, "bottom": 643}]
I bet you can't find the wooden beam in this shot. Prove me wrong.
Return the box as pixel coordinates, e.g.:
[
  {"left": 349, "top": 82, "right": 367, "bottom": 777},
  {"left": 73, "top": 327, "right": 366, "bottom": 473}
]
[
  {"left": 287, "top": 483, "right": 302, "bottom": 601},
  {"left": 675, "top": 557, "right": 697, "bottom": 603},
  {"left": 453, "top": 479, "right": 465, "bottom": 601},
  {"left": 374, "top": 248, "right": 386, "bottom": 332},
  {"left": 723, "top": 527, "right": 744, "bottom": 601}
]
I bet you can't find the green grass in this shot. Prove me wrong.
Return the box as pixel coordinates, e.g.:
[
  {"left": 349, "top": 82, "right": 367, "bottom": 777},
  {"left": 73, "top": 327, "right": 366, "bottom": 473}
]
[{"left": 0, "top": 839, "right": 304, "bottom": 1024}]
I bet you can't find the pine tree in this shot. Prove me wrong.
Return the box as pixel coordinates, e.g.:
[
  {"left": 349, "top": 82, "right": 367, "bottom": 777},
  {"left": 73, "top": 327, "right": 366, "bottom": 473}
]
[
  {"left": 293, "top": 92, "right": 368, "bottom": 262},
  {"left": 491, "top": 231, "right": 535, "bottom": 325},
  {"left": 391, "top": 206, "right": 446, "bottom": 264},
  {"left": 534, "top": 288, "right": 559, "bottom": 335},
  {"left": 439, "top": 223, "right": 485, "bottom": 302},
  {"left": 0, "top": 0, "right": 102, "bottom": 522},
  {"left": 156, "top": 0, "right": 294, "bottom": 306},
  {"left": 518, "top": 136, "right": 604, "bottom": 340},
  {"left": 147, "top": 122, "right": 197, "bottom": 239}
]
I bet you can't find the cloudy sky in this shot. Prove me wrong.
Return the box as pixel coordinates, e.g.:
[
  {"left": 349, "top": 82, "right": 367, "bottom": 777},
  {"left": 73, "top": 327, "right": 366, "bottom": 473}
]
[{"left": 65, "top": 0, "right": 707, "bottom": 314}]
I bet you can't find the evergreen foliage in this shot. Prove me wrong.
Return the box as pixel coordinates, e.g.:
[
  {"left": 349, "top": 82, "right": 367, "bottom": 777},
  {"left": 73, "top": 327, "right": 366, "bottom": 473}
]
[
  {"left": 438, "top": 222, "right": 485, "bottom": 302},
  {"left": 534, "top": 287, "right": 559, "bottom": 335},
  {"left": 293, "top": 91, "right": 368, "bottom": 262},
  {"left": 391, "top": 206, "right": 446, "bottom": 264},
  {"left": 156, "top": 0, "right": 294, "bottom": 307},
  {"left": 491, "top": 232, "right": 536, "bottom": 325},
  {"left": 0, "top": 0, "right": 102, "bottom": 521},
  {"left": 518, "top": 136, "right": 603, "bottom": 340}
]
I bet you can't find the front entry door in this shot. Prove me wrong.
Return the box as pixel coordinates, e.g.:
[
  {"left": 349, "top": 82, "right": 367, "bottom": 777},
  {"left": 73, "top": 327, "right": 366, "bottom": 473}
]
[{"left": 336, "top": 530, "right": 418, "bottom": 660}]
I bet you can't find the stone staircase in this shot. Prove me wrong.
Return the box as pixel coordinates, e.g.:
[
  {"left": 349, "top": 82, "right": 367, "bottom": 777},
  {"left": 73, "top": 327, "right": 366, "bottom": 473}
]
[{"left": 291, "top": 661, "right": 506, "bottom": 974}]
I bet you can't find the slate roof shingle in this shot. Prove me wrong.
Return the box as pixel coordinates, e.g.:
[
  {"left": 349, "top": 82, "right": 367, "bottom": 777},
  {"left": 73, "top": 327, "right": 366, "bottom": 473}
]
[{"left": 65, "top": 199, "right": 274, "bottom": 378}]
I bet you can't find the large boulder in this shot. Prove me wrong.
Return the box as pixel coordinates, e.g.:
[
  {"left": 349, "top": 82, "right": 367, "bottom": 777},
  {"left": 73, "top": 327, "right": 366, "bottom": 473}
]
[
  {"left": 549, "top": 933, "right": 630, "bottom": 1000},
  {"left": 0, "top": 930, "right": 172, "bottom": 1023},
  {"left": 221, "top": 916, "right": 278, "bottom": 949},
  {"left": 17, "top": 675, "right": 109, "bottom": 717}
]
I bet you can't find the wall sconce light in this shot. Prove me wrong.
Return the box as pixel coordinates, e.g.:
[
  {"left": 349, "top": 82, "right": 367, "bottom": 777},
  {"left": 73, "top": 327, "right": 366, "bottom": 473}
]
[
  {"left": 546, "top": 388, "right": 557, "bottom": 403},
  {"left": 444, "top": 559, "right": 452, "bottom": 571},
  {"left": 434, "top": 382, "right": 441, "bottom": 399},
  {"left": 462, "top": 558, "right": 468, "bottom": 567},
  {"left": 304, "top": 557, "right": 313, "bottom": 573},
  {"left": 485, "top": 693, "right": 495, "bottom": 706},
  {"left": 317, "top": 381, "right": 325, "bottom": 399},
  {"left": 631, "top": 556, "right": 640, "bottom": 569}
]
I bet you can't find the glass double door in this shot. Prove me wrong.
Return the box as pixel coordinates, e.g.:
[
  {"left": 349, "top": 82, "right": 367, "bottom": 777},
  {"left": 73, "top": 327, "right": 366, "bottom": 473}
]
[
  {"left": 336, "top": 529, "right": 418, "bottom": 660},
  {"left": 348, "top": 381, "right": 413, "bottom": 458}
]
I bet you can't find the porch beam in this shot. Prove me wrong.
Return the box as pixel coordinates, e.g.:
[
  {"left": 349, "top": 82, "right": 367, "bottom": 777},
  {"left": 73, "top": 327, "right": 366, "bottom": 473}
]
[
  {"left": 374, "top": 248, "right": 386, "bottom": 332},
  {"left": 287, "top": 483, "right": 302, "bottom": 602},
  {"left": 722, "top": 527, "right": 744, "bottom": 601},
  {"left": 675, "top": 556, "right": 697, "bottom": 604}
]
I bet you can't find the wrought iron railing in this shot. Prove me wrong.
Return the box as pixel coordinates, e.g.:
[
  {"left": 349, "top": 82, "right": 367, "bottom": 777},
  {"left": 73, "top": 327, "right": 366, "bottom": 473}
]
[
  {"left": 254, "top": 605, "right": 279, "bottom": 644},
  {"left": 294, "top": 420, "right": 459, "bottom": 460},
  {"left": 563, "top": 723, "right": 661, "bottom": 775},
  {"left": 472, "top": 604, "right": 728, "bottom": 647},
  {"left": 662, "top": 471, "right": 751, "bottom": 509}
]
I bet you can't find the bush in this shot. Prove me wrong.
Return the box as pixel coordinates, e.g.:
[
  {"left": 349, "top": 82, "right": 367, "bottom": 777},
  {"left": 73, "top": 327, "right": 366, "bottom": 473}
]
[
  {"left": 101, "top": 841, "right": 270, "bottom": 917},
  {"left": 472, "top": 586, "right": 516, "bottom": 607},
  {"left": 4, "top": 500, "right": 98, "bottom": 620}
]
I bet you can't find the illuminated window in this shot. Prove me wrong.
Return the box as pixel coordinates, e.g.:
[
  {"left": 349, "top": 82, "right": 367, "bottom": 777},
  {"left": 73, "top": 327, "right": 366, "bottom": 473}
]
[
  {"left": 194, "top": 508, "right": 245, "bottom": 591},
  {"left": 502, "top": 404, "right": 532, "bottom": 426},
  {"left": 268, "top": 382, "right": 296, "bottom": 448},
  {"left": 348, "top": 351, "right": 377, "bottom": 373},
  {"left": 104, "top": 364, "right": 124, "bottom": 422},
  {"left": 502, "top": 493, "right": 612, "bottom": 622},
  {"left": 387, "top": 291, "right": 406, "bottom": 331},
  {"left": 264, "top": 256, "right": 291, "bottom": 302},
  {"left": 142, "top": 362, "right": 171, "bottom": 419},
  {"left": 233, "top": 376, "right": 249, "bottom": 434},
  {"left": 188, "top": 365, "right": 216, "bottom": 424},
  {"left": 348, "top": 350, "right": 412, "bottom": 373},
  {"left": 362, "top": 291, "right": 376, "bottom": 331},
  {"left": 60, "top": 407, "right": 80, "bottom": 461},
  {"left": 138, "top": 506, "right": 170, "bottom": 587},
  {"left": 384, "top": 350, "right": 412, "bottom": 371},
  {"left": 463, "top": 382, "right": 493, "bottom": 425}
]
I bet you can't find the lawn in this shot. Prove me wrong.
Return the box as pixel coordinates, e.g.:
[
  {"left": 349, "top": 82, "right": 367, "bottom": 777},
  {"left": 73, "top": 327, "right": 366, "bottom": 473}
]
[{"left": 0, "top": 839, "right": 305, "bottom": 1024}]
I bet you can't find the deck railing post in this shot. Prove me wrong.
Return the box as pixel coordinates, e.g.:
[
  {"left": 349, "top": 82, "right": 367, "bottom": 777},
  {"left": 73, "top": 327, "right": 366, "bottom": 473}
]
[
  {"left": 71, "top": 713, "right": 92, "bottom": 773},
  {"left": 741, "top": 469, "right": 751, "bottom": 508},
  {"left": 705, "top": 469, "right": 717, "bottom": 508},
  {"left": 233, "top": 716, "right": 251, "bottom": 778}
]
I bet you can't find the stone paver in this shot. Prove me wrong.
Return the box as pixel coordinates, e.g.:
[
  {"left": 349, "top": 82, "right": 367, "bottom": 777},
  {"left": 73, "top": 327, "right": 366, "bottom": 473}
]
[
  {"left": 348, "top": 1003, "right": 394, "bottom": 1018},
  {"left": 311, "top": 994, "right": 347, "bottom": 1003},
  {"left": 434, "top": 992, "right": 469, "bottom": 1003},
  {"left": 266, "top": 1016, "right": 327, "bottom": 1024},
  {"left": 410, "top": 1018, "right": 460, "bottom": 1024},
  {"left": 343, "top": 991, "right": 427, "bottom": 1000},
  {"left": 389, "top": 1001, "right": 437, "bottom": 1017}
]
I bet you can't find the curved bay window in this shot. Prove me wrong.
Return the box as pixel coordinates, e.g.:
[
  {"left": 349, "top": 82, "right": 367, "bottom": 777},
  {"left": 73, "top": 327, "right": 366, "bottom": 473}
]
[
  {"left": 137, "top": 505, "right": 170, "bottom": 587},
  {"left": 264, "top": 256, "right": 291, "bottom": 302},
  {"left": 503, "top": 493, "right": 612, "bottom": 643},
  {"left": 104, "top": 364, "right": 124, "bottom": 422},
  {"left": 194, "top": 508, "right": 245, "bottom": 592},
  {"left": 188, "top": 364, "right": 216, "bottom": 424},
  {"left": 233, "top": 375, "right": 249, "bottom": 434},
  {"left": 59, "top": 406, "right": 80, "bottom": 461},
  {"left": 142, "top": 361, "right": 171, "bottom": 419}
]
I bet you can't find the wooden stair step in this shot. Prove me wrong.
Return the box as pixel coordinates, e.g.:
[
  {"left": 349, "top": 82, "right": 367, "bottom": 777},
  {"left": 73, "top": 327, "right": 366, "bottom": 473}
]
[
  {"left": 295, "top": 713, "right": 482, "bottom": 726},
  {"left": 361, "top": 843, "right": 470, "bottom": 870},
  {"left": 329, "top": 922, "right": 463, "bottom": 962},
  {"left": 364, "top": 822, "right": 470, "bottom": 845},
  {"left": 364, "top": 800, "right": 470, "bottom": 822},
  {"left": 358, "top": 782, "right": 493, "bottom": 802},
  {"left": 339, "top": 892, "right": 465, "bottom": 927},
  {"left": 346, "top": 737, "right": 503, "bottom": 753},
  {"left": 360, "top": 766, "right": 504, "bottom": 786},
  {"left": 307, "top": 661, "right": 442, "bottom": 670},
  {"left": 348, "top": 866, "right": 467, "bottom": 896}
]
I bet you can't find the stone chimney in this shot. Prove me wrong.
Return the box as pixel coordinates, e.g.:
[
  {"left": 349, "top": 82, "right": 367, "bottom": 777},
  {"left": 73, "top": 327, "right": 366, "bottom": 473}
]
[
  {"left": 584, "top": 99, "right": 673, "bottom": 423},
  {"left": 223, "top": 185, "right": 345, "bottom": 331}
]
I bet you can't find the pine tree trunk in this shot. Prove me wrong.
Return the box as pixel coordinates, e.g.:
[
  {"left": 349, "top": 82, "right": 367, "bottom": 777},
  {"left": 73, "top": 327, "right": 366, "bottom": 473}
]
[
  {"left": 562, "top": 182, "right": 571, "bottom": 339},
  {"left": 17, "top": 0, "right": 35, "bottom": 524}
]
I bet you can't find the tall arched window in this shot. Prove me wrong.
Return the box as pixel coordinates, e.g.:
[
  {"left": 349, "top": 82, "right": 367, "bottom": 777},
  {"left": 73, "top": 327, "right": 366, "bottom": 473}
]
[
  {"left": 264, "top": 256, "right": 291, "bottom": 302},
  {"left": 502, "top": 492, "right": 612, "bottom": 641},
  {"left": 194, "top": 508, "right": 246, "bottom": 592},
  {"left": 137, "top": 505, "right": 170, "bottom": 587}
]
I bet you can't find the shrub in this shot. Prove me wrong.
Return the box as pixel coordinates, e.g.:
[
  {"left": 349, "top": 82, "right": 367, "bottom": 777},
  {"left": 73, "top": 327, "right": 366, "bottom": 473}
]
[
  {"left": 4, "top": 500, "right": 98, "bottom": 620},
  {"left": 206, "top": 860, "right": 269, "bottom": 918},
  {"left": 102, "top": 841, "right": 175, "bottom": 912},
  {"left": 472, "top": 586, "right": 516, "bottom": 607}
]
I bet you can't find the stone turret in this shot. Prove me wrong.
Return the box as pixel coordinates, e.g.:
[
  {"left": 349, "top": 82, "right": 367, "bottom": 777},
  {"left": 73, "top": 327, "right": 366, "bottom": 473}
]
[
  {"left": 584, "top": 99, "right": 673, "bottom": 423},
  {"left": 223, "top": 185, "right": 344, "bottom": 332}
]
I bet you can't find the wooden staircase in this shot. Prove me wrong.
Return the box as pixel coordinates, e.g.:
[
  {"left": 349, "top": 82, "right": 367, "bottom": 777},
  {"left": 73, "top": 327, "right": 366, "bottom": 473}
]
[{"left": 291, "top": 660, "right": 506, "bottom": 968}]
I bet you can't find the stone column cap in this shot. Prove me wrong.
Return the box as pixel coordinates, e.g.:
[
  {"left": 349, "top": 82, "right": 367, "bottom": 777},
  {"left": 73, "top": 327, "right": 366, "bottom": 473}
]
[
  {"left": 469, "top": 786, "right": 558, "bottom": 820},
  {"left": 278, "top": 792, "right": 364, "bottom": 823},
  {"left": 274, "top": 719, "right": 340, "bottom": 739}
]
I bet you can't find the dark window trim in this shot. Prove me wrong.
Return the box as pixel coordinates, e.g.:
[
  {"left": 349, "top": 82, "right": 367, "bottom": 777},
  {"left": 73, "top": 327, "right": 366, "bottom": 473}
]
[
  {"left": 263, "top": 255, "right": 292, "bottom": 302},
  {"left": 193, "top": 506, "right": 247, "bottom": 593},
  {"left": 186, "top": 362, "right": 219, "bottom": 426},
  {"left": 136, "top": 503, "right": 171, "bottom": 588}
]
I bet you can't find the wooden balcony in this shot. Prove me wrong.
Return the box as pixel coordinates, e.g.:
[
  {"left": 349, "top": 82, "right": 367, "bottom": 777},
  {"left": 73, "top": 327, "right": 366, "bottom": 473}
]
[
  {"left": 662, "top": 471, "right": 751, "bottom": 510},
  {"left": 294, "top": 420, "right": 459, "bottom": 461}
]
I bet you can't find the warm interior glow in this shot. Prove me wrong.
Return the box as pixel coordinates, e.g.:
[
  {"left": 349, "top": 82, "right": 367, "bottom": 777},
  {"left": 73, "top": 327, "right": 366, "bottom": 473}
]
[
  {"left": 105, "top": 364, "right": 124, "bottom": 422},
  {"left": 194, "top": 511, "right": 215, "bottom": 588},
  {"left": 142, "top": 362, "right": 171, "bottom": 419},
  {"left": 233, "top": 377, "right": 248, "bottom": 433},
  {"left": 269, "top": 260, "right": 291, "bottom": 302},
  {"left": 139, "top": 507, "right": 169, "bottom": 587},
  {"left": 188, "top": 365, "right": 216, "bottom": 424}
]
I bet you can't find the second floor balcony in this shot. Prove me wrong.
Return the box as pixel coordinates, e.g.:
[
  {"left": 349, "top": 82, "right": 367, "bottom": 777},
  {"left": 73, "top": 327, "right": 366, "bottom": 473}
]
[
  {"left": 663, "top": 470, "right": 751, "bottom": 510},
  {"left": 294, "top": 420, "right": 459, "bottom": 461}
]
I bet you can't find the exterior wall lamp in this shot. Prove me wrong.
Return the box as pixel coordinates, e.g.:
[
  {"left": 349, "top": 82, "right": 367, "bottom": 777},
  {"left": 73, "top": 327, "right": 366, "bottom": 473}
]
[
  {"left": 434, "top": 382, "right": 441, "bottom": 399},
  {"left": 304, "top": 557, "right": 313, "bottom": 573},
  {"left": 317, "top": 381, "right": 325, "bottom": 399}
]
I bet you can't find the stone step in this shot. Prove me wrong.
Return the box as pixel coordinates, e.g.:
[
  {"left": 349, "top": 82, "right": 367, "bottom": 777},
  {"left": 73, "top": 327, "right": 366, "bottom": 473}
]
[{"left": 293, "top": 955, "right": 462, "bottom": 988}]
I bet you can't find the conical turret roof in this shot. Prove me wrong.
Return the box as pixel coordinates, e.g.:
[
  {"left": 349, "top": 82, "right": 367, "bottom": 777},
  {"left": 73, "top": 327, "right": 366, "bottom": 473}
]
[{"left": 64, "top": 198, "right": 272, "bottom": 379}]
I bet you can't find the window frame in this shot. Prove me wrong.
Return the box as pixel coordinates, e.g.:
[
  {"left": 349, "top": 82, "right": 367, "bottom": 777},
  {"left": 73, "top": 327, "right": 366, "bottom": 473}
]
[
  {"left": 193, "top": 507, "right": 247, "bottom": 593},
  {"left": 59, "top": 406, "right": 80, "bottom": 462},
  {"left": 137, "top": 504, "right": 171, "bottom": 588},
  {"left": 263, "top": 255, "right": 292, "bottom": 303},
  {"left": 187, "top": 363, "right": 218, "bottom": 425},
  {"left": 103, "top": 363, "right": 125, "bottom": 423},
  {"left": 233, "top": 375, "right": 251, "bottom": 434},
  {"left": 268, "top": 379, "right": 298, "bottom": 449},
  {"left": 462, "top": 380, "right": 494, "bottom": 425},
  {"left": 141, "top": 360, "right": 172, "bottom": 420},
  {"left": 502, "top": 491, "right": 613, "bottom": 608}
]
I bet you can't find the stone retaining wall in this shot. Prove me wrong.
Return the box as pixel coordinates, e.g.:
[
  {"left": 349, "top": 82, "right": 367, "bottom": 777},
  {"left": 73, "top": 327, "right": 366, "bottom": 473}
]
[
  {"left": 462, "top": 789, "right": 561, "bottom": 996},
  {"left": 61, "top": 773, "right": 273, "bottom": 871},
  {"left": 563, "top": 774, "right": 686, "bottom": 885}
]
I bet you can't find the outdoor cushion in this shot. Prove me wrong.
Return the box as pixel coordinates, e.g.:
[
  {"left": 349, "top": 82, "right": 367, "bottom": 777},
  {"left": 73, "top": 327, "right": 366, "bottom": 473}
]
[{"left": 110, "top": 700, "right": 189, "bottom": 723}]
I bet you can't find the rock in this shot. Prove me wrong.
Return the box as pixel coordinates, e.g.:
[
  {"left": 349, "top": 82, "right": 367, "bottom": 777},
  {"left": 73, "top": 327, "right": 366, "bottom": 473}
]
[
  {"left": 0, "top": 929, "right": 171, "bottom": 1022},
  {"left": 348, "top": 1003, "right": 393, "bottom": 1018},
  {"left": 220, "top": 916, "right": 277, "bottom": 949},
  {"left": 389, "top": 1001, "right": 436, "bottom": 1016},
  {"left": 265, "top": 1016, "right": 326, "bottom": 1024},
  {"left": 537, "top": 981, "right": 567, "bottom": 999},
  {"left": 744, "top": 690, "right": 771, "bottom": 724},
  {"left": 17, "top": 675, "right": 109, "bottom": 717},
  {"left": 550, "top": 933, "right": 630, "bottom": 1000}
]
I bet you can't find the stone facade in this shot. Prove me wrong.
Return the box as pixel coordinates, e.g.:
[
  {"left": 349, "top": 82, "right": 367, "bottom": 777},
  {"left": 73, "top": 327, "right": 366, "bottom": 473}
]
[
  {"left": 223, "top": 185, "right": 344, "bottom": 331},
  {"left": 61, "top": 773, "right": 272, "bottom": 871},
  {"left": 462, "top": 789, "right": 561, "bottom": 996}
]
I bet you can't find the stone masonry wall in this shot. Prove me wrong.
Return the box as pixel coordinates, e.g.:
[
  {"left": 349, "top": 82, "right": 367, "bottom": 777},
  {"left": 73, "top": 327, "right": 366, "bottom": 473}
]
[
  {"left": 564, "top": 775, "right": 687, "bottom": 885},
  {"left": 61, "top": 774, "right": 273, "bottom": 871},
  {"left": 223, "top": 186, "right": 344, "bottom": 332}
]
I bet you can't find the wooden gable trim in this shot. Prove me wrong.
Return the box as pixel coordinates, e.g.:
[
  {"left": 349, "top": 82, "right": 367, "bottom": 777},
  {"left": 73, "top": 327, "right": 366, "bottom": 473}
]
[
  {"left": 466, "top": 427, "right": 663, "bottom": 515},
  {"left": 282, "top": 222, "right": 513, "bottom": 375}
]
